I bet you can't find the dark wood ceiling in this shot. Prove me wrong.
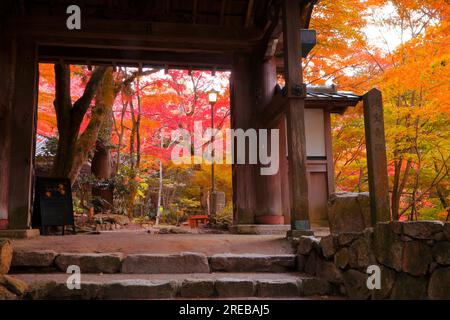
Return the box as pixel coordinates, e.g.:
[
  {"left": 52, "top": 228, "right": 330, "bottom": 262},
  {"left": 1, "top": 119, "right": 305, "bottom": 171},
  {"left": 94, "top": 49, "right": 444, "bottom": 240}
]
[
  {"left": 0, "top": 0, "right": 317, "bottom": 70},
  {"left": 2, "top": 0, "right": 272, "bottom": 28}
]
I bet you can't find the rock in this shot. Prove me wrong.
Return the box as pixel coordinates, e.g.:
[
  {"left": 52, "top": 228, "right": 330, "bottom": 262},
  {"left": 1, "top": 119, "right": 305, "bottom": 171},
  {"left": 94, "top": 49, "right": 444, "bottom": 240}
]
[
  {"left": 209, "top": 254, "right": 295, "bottom": 272},
  {"left": 55, "top": 253, "right": 123, "bottom": 274},
  {"left": 428, "top": 267, "right": 450, "bottom": 299},
  {"left": 122, "top": 252, "right": 209, "bottom": 274},
  {"left": 433, "top": 232, "right": 446, "bottom": 242},
  {"left": 25, "top": 281, "right": 57, "bottom": 299},
  {"left": 320, "top": 235, "right": 336, "bottom": 258},
  {"left": 0, "top": 274, "right": 28, "bottom": 296},
  {"left": 371, "top": 266, "right": 396, "bottom": 300},
  {"left": 401, "top": 241, "right": 432, "bottom": 276},
  {"left": 390, "top": 221, "right": 403, "bottom": 234},
  {"left": 337, "top": 232, "right": 362, "bottom": 246},
  {"left": 401, "top": 235, "right": 414, "bottom": 242},
  {"left": 342, "top": 269, "right": 370, "bottom": 299},
  {"left": 334, "top": 248, "right": 350, "bottom": 269},
  {"left": 363, "top": 227, "right": 374, "bottom": 237},
  {"left": 12, "top": 250, "right": 56, "bottom": 267},
  {"left": 0, "top": 285, "right": 17, "bottom": 300},
  {"left": 301, "top": 277, "right": 331, "bottom": 296},
  {"left": 101, "top": 280, "right": 177, "bottom": 299},
  {"left": 180, "top": 279, "right": 214, "bottom": 298},
  {"left": 429, "top": 261, "right": 438, "bottom": 273},
  {"left": 94, "top": 214, "right": 130, "bottom": 226},
  {"left": 316, "top": 259, "right": 343, "bottom": 283},
  {"left": 297, "top": 236, "right": 320, "bottom": 255},
  {"left": 257, "top": 279, "right": 299, "bottom": 297},
  {"left": 0, "top": 239, "right": 13, "bottom": 274},
  {"left": 443, "top": 223, "right": 450, "bottom": 241},
  {"left": 432, "top": 241, "right": 450, "bottom": 265},
  {"left": 349, "top": 237, "right": 372, "bottom": 269},
  {"left": 339, "top": 284, "right": 346, "bottom": 295},
  {"left": 327, "top": 192, "right": 371, "bottom": 234},
  {"left": 215, "top": 279, "right": 255, "bottom": 297},
  {"left": 402, "top": 221, "right": 444, "bottom": 240},
  {"left": 390, "top": 273, "right": 427, "bottom": 299},
  {"left": 296, "top": 255, "right": 307, "bottom": 272},
  {"left": 373, "top": 223, "right": 404, "bottom": 271},
  {"left": 27, "top": 281, "right": 100, "bottom": 300},
  {"left": 304, "top": 251, "right": 319, "bottom": 275}
]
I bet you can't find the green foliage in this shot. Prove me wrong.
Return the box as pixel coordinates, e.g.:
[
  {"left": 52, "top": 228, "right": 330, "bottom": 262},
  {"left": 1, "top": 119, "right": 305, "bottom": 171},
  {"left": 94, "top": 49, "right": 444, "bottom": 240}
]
[
  {"left": 72, "top": 195, "right": 85, "bottom": 215},
  {"left": 210, "top": 202, "right": 233, "bottom": 230},
  {"left": 159, "top": 207, "right": 188, "bottom": 225},
  {"left": 113, "top": 165, "right": 149, "bottom": 216},
  {"left": 418, "top": 206, "right": 444, "bottom": 221}
]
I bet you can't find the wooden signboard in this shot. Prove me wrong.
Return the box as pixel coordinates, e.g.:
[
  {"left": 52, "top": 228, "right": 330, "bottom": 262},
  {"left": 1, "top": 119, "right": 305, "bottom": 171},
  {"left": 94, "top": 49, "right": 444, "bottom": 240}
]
[{"left": 32, "top": 177, "right": 76, "bottom": 235}]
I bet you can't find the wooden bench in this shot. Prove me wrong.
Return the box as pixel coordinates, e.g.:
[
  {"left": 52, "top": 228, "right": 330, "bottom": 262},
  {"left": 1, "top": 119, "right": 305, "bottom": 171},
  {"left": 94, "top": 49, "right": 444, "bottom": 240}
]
[{"left": 188, "top": 215, "right": 209, "bottom": 228}]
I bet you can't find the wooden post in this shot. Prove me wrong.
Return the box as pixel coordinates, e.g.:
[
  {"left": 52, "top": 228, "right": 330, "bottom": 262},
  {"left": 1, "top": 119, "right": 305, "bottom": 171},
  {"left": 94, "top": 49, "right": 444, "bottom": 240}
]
[
  {"left": 0, "top": 25, "right": 16, "bottom": 229},
  {"left": 254, "top": 56, "right": 286, "bottom": 224},
  {"left": 324, "top": 111, "right": 335, "bottom": 195},
  {"left": 282, "top": 0, "right": 311, "bottom": 233},
  {"left": 231, "top": 53, "right": 258, "bottom": 224},
  {"left": 7, "top": 37, "right": 38, "bottom": 229},
  {"left": 363, "top": 88, "right": 391, "bottom": 224}
]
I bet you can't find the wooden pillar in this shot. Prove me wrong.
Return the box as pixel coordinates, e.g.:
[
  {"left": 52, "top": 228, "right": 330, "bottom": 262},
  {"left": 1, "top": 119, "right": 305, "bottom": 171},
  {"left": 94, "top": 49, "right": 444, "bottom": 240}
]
[
  {"left": 324, "top": 111, "right": 335, "bottom": 195},
  {"left": 0, "top": 24, "right": 16, "bottom": 229},
  {"left": 363, "top": 88, "right": 390, "bottom": 224},
  {"left": 7, "top": 37, "right": 38, "bottom": 229},
  {"left": 279, "top": 116, "right": 291, "bottom": 224},
  {"left": 254, "top": 56, "right": 286, "bottom": 224},
  {"left": 231, "top": 52, "right": 258, "bottom": 224},
  {"left": 282, "top": 0, "right": 311, "bottom": 232}
]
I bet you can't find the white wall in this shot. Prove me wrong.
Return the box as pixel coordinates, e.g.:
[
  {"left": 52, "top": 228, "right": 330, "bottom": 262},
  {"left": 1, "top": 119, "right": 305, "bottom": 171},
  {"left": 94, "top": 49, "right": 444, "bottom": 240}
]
[{"left": 304, "top": 108, "right": 325, "bottom": 157}]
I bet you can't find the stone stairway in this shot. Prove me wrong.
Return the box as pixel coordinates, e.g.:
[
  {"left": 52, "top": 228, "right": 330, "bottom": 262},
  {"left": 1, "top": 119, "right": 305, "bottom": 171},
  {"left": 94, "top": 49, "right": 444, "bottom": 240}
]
[{"left": 9, "top": 251, "right": 340, "bottom": 299}]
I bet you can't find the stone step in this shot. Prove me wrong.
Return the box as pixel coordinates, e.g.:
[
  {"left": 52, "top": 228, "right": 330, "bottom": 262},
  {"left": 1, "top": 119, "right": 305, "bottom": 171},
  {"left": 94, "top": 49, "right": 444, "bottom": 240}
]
[
  {"left": 11, "top": 250, "right": 297, "bottom": 274},
  {"left": 209, "top": 254, "right": 295, "bottom": 272},
  {"left": 13, "top": 273, "right": 338, "bottom": 300}
]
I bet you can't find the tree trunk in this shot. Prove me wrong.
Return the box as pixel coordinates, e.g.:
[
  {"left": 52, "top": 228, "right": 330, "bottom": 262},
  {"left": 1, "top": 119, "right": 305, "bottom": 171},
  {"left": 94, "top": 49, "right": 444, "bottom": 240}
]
[
  {"left": 91, "top": 93, "right": 114, "bottom": 209},
  {"left": 68, "top": 67, "right": 115, "bottom": 183},
  {"left": 155, "top": 134, "right": 163, "bottom": 226},
  {"left": 91, "top": 144, "right": 113, "bottom": 208},
  {"left": 113, "top": 101, "right": 128, "bottom": 172},
  {"left": 51, "top": 64, "right": 109, "bottom": 183},
  {"left": 392, "top": 158, "right": 412, "bottom": 220},
  {"left": 156, "top": 159, "right": 163, "bottom": 226},
  {"left": 135, "top": 77, "right": 142, "bottom": 168},
  {"left": 129, "top": 98, "right": 136, "bottom": 170}
]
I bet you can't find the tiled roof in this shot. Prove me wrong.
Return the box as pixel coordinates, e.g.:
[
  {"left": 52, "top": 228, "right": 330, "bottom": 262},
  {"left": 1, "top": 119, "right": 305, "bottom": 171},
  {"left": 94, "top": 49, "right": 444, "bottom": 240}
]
[{"left": 306, "top": 85, "right": 361, "bottom": 101}]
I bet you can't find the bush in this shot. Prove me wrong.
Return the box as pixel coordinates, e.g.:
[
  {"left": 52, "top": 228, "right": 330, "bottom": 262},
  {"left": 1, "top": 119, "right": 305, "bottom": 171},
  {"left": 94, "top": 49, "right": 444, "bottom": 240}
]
[{"left": 210, "top": 202, "right": 233, "bottom": 230}]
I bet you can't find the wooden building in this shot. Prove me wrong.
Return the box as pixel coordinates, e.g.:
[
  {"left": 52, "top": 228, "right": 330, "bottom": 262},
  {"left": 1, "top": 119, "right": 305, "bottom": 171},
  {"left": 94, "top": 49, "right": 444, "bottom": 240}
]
[{"left": 0, "top": 0, "right": 390, "bottom": 235}]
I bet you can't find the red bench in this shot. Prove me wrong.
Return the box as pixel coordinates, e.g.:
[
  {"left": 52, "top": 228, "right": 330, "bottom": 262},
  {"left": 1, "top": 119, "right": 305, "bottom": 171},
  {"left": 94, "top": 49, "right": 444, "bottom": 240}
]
[{"left": 188, "top": 215, "right": 209, "bottom": 228}]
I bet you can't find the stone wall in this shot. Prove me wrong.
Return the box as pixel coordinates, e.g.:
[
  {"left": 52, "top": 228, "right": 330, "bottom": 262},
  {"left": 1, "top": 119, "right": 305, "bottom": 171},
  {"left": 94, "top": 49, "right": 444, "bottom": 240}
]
[
  {"left": 327, "top": 192, "right": 371, "bottom": 234},
  {"left": 295, "top": 221, "right": 450, "bottom": 299}
]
